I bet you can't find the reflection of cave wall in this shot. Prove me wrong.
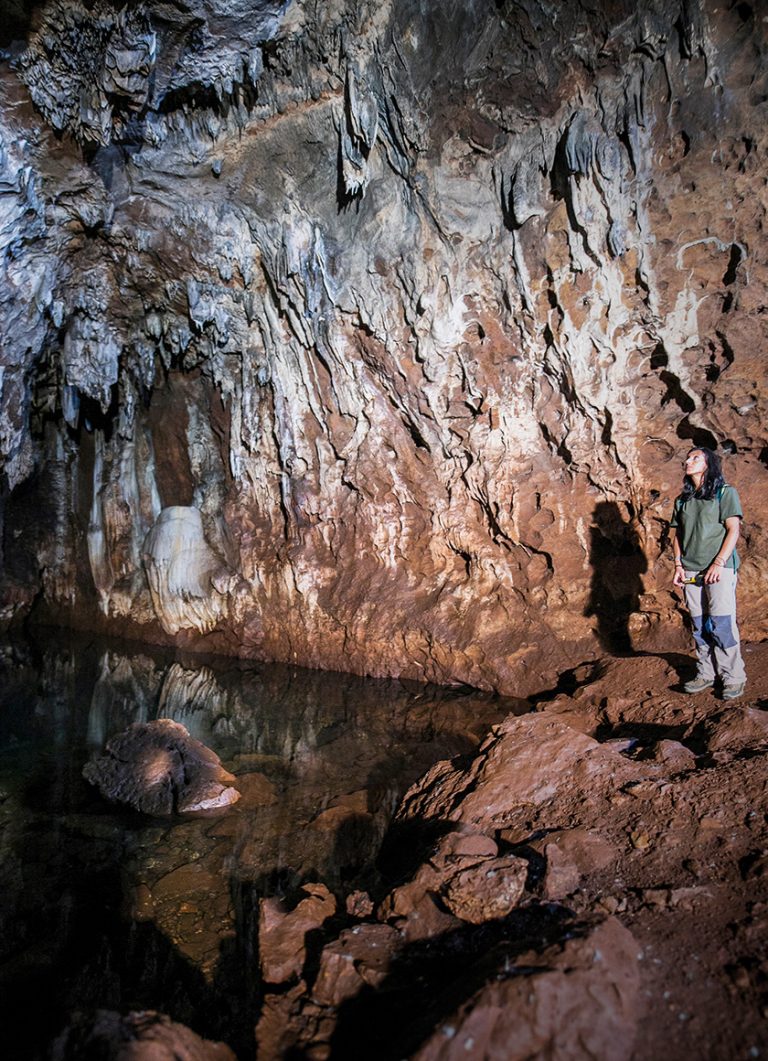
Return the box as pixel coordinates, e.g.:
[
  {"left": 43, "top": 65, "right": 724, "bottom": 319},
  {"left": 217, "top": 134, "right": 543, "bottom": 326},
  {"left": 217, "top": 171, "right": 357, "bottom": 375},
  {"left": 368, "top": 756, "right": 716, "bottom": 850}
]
[{"left": 2, "top": 0, "right": 768, "bottom": 693}]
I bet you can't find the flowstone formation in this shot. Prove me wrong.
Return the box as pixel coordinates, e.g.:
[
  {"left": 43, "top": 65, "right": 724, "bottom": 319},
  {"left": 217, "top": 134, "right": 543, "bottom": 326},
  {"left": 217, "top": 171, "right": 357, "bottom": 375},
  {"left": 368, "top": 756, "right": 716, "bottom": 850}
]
[{"left": 1, "top": 0, "right": 768, "bottom": 693}]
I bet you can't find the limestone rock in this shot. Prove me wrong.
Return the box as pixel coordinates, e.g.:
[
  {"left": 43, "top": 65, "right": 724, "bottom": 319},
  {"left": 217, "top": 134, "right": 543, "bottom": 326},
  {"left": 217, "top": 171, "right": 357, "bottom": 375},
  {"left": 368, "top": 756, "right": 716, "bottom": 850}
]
[
  {"left": 411, "top": 917, "right": 641, "bottom": 1061},
  {"left": 441, "top": 855, "right": 528, "bottom": 924},
  {"left": 2, "top": 0, "right": 768, "bottom": 696},
  {"left": 142, "top": 507, "right": 234, "bottom": 635},
  {"left": 259, "top": 882, "right": 337, "bottom": 985},
  {"left": 82, "top": 718, "right": 240, "bottom": 816}
]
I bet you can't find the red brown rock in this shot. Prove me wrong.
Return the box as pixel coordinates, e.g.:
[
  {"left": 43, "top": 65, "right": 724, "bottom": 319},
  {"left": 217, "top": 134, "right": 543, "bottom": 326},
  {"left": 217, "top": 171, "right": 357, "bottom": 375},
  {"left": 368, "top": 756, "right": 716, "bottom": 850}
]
[
  {"left": 397, "top": 714, "right": 645, "bottom": 834},
  {"left": 259, "top": 883, "right": 337, "bottom": 985},
  {"left": 441, "top": 855, "right": 529, "bottom": 924},
  {"left": 311, "top": 923, "right": 403, "bottom": 1007},
  {"left": 411, "top": 918, "right": 641, "bottom": 1061},
  {"left": 532, "top": 829, "right": 620, "bottom": 901},
  {"left": 377, "top": 829, "right": 502, "bottom": 938},
  {"left": 82, "top": 719, "right": 240, "bottom": 817},
  {"left": 345, "top": 890, "right": 374, "bottom": 918},
  {"left": 701, "top": 708, "right": 768, "bottom": 757}
]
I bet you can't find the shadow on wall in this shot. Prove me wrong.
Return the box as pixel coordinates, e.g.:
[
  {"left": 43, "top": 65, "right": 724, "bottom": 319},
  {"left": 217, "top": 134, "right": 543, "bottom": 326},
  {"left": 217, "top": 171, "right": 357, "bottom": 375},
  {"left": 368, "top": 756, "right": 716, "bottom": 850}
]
[{"left": 584, "top": 501, "right": 647, "bottom": 654}]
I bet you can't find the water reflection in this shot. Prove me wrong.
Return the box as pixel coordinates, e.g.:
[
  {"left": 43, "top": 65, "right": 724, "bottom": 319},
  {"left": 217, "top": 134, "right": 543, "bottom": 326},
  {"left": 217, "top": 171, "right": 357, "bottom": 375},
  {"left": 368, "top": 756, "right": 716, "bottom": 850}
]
[{"left": 0, "top": 632, "right": 520, "bottom": 1059}]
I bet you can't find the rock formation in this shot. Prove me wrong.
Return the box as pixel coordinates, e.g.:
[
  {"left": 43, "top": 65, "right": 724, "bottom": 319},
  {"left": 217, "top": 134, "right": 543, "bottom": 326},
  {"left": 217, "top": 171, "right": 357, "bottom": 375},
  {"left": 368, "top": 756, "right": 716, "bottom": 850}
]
[
  {"left": 50, "top": 1009, "right": 236, "bottom": 1061},
  {"left": 2, "top": 0, "right": 768, "bottom": 693},
  {"left": 82, "top": 718, "right": 241, "bottom": 815}
]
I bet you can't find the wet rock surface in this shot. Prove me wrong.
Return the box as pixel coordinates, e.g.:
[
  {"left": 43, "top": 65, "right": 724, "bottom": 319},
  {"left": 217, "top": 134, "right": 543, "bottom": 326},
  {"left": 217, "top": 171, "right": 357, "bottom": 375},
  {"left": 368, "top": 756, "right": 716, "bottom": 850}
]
[
  {"left": 0, "top": 634, "right": 510, "bottom": 1059},
  {"left": 82, "top": 718, "right": 240, "bottom": 816},
  {"left": 2, "top": 0, "right": 768, "bottom": 694}
]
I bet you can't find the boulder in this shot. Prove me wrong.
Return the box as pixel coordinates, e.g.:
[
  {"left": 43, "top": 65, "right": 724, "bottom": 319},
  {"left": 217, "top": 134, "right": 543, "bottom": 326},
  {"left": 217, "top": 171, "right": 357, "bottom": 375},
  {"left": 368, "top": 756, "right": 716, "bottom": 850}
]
[
  {"left": 397, "top": 714, "right": 644, "bottom": 834},
  {"left": 259, "top": 883, "right": 337, "bottom": 985},
  {"left": 441, "top": 855, "right": 528, "bottom": 924},
  {"left": 312, "top": 923, "right": 403, "bottom": 1007},
  {"left": 82, "top": 719, "right": 239, "bottom": 817},
  {"left": 412, "top": 917, "right": 641, "bottom": 1061}
]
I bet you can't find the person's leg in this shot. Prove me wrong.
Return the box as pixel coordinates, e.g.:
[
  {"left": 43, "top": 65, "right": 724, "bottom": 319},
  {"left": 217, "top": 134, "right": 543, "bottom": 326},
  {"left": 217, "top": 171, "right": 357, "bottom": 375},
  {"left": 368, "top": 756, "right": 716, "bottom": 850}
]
[
  {"left": 703, "top": 569, "right": 747, "bottom": 686},
  {"left": 683, "top": 577, "right": 717, "bottom": 682}
]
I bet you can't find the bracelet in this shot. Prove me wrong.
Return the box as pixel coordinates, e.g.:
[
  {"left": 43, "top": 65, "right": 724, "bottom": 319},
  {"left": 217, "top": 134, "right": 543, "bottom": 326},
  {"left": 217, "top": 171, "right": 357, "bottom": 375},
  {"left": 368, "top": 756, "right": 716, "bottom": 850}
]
[
  {"left": 712, "top": 558, "right": 726, "bottom": 567},
  {"left": 674, "top": 562, "right": 683, "bottom": 568}
]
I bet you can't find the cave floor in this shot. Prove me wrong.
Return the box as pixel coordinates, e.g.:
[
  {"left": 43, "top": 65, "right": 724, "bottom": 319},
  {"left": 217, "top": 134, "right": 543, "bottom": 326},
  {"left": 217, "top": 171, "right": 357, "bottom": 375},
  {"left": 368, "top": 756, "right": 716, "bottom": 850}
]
[
  {"left": 533, "top": 640, "right": 768, "bottom": 1061},
  {"left": 1, "top": 634, "right": 767, "bottom": 1058}
]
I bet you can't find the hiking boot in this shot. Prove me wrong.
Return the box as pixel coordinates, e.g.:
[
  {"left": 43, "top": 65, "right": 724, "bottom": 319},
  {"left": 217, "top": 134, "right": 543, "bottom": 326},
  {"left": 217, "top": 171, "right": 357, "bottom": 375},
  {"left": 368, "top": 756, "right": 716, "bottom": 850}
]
[
  {"left": 722, "top": 682, "right": 746, "bottom": 701},
  {"left": 683, "top": 676, "right": 715, "bottom": 694}
]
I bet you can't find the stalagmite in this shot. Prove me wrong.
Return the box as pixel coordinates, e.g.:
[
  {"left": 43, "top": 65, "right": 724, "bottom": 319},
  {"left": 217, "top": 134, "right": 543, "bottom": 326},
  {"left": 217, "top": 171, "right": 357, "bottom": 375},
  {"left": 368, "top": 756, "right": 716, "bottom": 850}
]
[{"left": 142, "top": 506, "right": 235, "bottom": 635}]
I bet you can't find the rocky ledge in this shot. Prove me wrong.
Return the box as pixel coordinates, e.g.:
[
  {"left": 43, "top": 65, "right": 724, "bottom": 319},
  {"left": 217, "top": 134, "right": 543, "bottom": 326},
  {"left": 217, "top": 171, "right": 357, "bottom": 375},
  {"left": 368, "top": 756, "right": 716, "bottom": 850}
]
[{"left": 243, "top": 649, "right": 768, "bottom": 1060}]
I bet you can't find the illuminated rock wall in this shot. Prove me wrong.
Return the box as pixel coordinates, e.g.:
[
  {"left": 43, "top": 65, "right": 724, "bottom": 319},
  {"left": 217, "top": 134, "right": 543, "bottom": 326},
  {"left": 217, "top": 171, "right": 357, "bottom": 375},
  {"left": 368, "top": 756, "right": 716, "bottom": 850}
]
[{"left": 2, "top": 0, "right": 767, "bottom": 692}]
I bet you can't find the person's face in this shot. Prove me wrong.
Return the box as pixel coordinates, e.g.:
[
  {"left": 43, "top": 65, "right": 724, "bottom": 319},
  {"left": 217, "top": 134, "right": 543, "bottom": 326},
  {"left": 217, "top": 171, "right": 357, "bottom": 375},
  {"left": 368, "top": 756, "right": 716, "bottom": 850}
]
[{"left": 684, "top": 450, "right": 707, "bottom": 476}]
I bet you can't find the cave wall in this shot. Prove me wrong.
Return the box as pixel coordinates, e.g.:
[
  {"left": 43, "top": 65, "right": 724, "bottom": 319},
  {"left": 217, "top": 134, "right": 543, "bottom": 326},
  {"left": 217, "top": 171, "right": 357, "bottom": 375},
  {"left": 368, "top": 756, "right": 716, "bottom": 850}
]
[{"left": 1, "top": 0, "right": 768, "bottom": 694}]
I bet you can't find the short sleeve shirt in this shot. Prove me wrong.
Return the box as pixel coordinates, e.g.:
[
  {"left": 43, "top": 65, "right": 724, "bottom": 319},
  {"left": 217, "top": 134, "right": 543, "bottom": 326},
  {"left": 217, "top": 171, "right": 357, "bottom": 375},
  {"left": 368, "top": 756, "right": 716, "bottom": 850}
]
[{"left": 670, "top": 485, "right": 742, "bottom": 571}]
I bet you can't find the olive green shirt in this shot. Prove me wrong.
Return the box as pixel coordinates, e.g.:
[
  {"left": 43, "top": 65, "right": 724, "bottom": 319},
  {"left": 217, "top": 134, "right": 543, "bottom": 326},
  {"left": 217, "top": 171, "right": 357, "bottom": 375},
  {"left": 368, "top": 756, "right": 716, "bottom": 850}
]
[{"left": 670, "top": 485, "right": 742, "bottom": 571}]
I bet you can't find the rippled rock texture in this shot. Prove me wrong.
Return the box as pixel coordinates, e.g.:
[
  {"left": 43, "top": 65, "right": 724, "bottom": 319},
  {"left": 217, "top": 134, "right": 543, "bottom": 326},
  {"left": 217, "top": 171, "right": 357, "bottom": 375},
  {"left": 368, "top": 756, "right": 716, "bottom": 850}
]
[{"left": 2, "top": 0, "right": 768, "bottom": 692}]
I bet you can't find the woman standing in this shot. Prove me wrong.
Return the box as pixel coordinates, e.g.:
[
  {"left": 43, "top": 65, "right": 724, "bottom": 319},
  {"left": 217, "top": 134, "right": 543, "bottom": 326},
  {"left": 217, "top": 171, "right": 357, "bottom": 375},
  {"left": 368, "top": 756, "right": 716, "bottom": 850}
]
[{"left": 671, "top": 447, "right": 747, "bottom": 699}]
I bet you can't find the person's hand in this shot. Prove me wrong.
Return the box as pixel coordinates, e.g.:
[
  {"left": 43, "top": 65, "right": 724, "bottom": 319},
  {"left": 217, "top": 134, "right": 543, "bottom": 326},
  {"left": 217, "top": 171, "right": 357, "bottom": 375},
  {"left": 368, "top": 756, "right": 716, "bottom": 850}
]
[
  {"left": 704, "top": 564, "right": 722, "bottom": 584},
  {"left": 673, "top": 566, "right": 686, "bottom": 588}
]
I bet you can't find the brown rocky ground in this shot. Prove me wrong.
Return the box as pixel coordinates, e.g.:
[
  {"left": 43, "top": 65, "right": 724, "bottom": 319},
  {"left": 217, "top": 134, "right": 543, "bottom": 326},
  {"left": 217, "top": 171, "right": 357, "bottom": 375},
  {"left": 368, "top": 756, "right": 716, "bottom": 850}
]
[
  {"left": 4, "top": 635, "right": 767, "bottom": 1059},
  {"left": 248, "top": 643, "right": 768, "bottom": 1060}
]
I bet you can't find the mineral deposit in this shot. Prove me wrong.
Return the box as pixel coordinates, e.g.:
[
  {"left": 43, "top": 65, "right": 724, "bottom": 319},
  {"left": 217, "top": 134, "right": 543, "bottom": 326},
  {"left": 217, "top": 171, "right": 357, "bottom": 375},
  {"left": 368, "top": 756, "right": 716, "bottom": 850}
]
[{"left": 1, "top": 0, "right": 767, "bottom": 693}]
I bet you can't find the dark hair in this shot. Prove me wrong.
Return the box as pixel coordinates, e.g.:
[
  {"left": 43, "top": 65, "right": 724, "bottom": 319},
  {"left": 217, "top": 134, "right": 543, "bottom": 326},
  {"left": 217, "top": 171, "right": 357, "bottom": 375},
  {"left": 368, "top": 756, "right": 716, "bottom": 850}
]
[{"left": 680, "top": 447, "right": 725, "bottom": 501}]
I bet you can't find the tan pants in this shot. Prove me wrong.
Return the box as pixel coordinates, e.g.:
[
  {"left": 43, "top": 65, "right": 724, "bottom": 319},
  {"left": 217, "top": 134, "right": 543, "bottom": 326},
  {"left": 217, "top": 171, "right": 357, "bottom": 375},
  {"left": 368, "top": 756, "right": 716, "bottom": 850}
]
[{"left": 683, "top": 568, "right": 746, "bottom": 684}]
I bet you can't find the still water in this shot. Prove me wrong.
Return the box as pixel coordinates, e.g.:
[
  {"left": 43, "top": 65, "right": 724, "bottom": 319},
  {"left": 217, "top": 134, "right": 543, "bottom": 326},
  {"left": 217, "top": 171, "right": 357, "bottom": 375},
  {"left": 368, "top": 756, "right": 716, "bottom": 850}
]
[{"left": 0, "top": 632, "right": 516, "bottom": 1059}]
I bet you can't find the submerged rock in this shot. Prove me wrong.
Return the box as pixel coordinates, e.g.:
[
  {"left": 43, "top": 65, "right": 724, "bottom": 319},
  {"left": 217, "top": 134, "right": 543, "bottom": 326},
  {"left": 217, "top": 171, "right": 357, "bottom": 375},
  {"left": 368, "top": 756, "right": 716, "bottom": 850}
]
[{"left": 82, "top": 719, "right": 240, "bottom": 816}]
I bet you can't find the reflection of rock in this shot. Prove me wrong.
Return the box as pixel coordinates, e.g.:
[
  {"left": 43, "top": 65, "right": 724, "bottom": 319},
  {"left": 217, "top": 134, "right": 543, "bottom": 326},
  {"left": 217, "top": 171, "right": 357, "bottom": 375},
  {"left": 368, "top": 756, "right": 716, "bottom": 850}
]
[
  {"left": 82, "top": 719, "right": 240, "bottom": 816},
  {"left": 157, "top": 662, "right": 226, "bottom": 743},
  {"left": 50, "top": 1009, "right": 235, "bottom": 1061},
  {"left": 142, "top": 507, "right": 234, "bottom": 635},
  {"left": 87, "top": 651, "right": 162, "bottom": 749},
  {"left": 412, "top": 918, "right": 640, "bottom": 1061}
]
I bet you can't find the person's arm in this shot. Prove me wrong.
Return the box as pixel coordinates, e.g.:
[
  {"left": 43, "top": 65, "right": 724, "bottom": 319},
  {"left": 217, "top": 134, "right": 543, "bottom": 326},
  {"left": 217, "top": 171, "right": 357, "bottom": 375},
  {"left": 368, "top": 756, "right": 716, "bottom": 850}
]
[
  {"left": 672, "top": 528, "right": 686, "bottom": 587},
  {"left": 704, "top": 516, "right": 741, "bottom": 584}
]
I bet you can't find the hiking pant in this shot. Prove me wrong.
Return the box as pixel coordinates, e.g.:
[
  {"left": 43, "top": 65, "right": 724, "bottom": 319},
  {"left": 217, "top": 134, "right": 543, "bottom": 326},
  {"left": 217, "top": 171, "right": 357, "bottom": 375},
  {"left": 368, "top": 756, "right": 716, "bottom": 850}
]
[{"left": 683, "top": 568, "right": 747, "bottom": 684}]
